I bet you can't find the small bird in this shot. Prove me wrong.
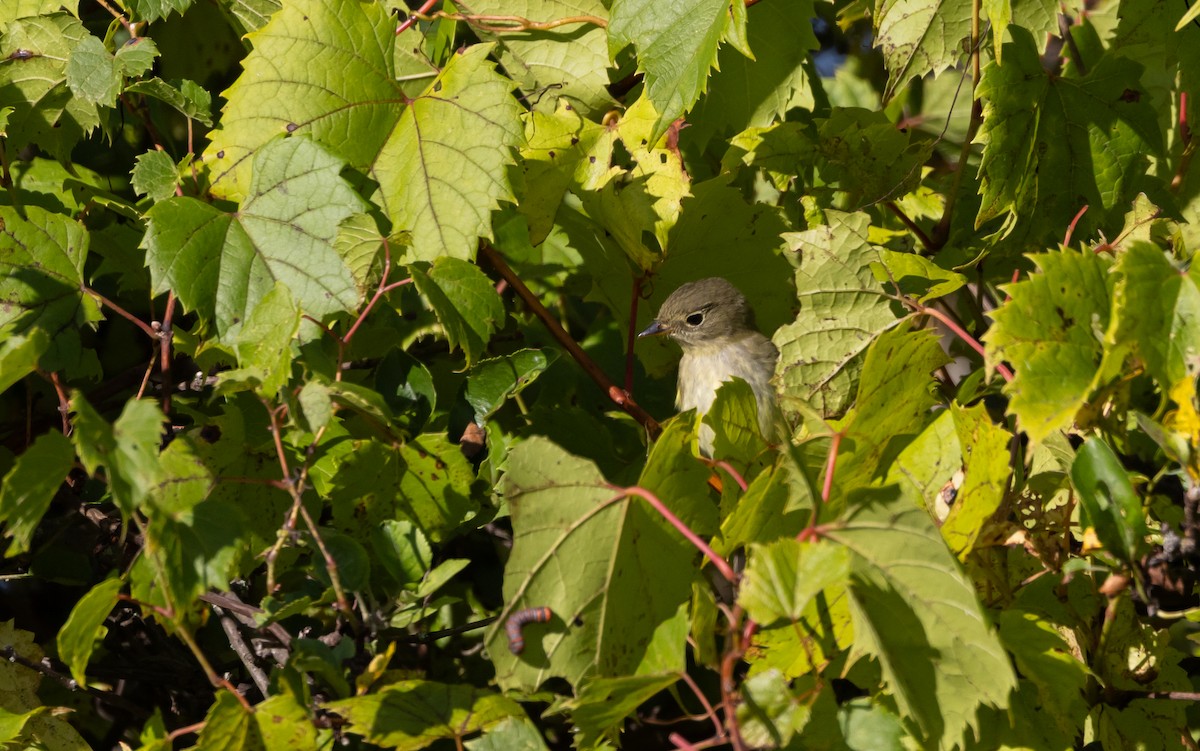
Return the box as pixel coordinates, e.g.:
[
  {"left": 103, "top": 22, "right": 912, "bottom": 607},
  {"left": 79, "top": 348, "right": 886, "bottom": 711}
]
[{"left": 639, "top": 277, "right": 779, "bottom": 455}]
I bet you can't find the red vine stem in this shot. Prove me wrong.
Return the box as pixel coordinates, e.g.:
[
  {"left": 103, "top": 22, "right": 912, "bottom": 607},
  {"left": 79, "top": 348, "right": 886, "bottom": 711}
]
[
  {"left": 85, "top": 287, "right": 158, "bottom": 340},
  {"left": 611, "top": 485, "right": 737, "bottom": 583},
  {"left": 820, "top": 431, "right": 842, "bottom": 504},
  {"left": 396, "top": 0, "right": 440, "bottom": 34},
  {"left": 710, "top": 460, "right": 748, "bottom": 492},
  {"left": 916, "top": 305, "right": 1014, "bottom": 382},
  {"left": 343, "top": 237, "right": 410, "bottom": 344},
  {"left": 678, "top": 670, "right": 725, "bottom": 741}
]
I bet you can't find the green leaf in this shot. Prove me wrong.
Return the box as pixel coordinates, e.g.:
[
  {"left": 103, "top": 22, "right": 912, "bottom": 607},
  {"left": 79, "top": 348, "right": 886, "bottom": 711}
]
[
  {"left": 467, "top": 0, "right": 612, "bottom": 117},
  {"left": 0, "top": 205, "right": 101, "bottom": 375},
  {"left": 132, "top": 438, "right": 241, "bottom": 614},
  {"left": 324, "top": 435, "right": 479, "bottom": 544},
  {"left": 984, "top": 247, "right": 1113, "bottom": 443},
  {"left": 464, "top": 716, "right": 548, "bottom": 751},
  {"left": 326, "top": 681, "right": 522, "bottom": 750},
  {"left": 830, "top": 326, "right": 949, "bottom": 498},
  {"left": 874, "top": 0, "right": 972, "bottom": 99},
  {"left": 0, "top": 430, "right": 73, "bottom": 556},
  {"left": 736, "top": 669, "right": 809, "bottom": 749},
  {"left": 562, "top": 674, "right": 679, "bottom": 749},
  {"left": 0, "top": 328, "right": 49, "bottom": 397},
  {"left": 939, "top": 403, "right": 1011, "bottom": 558},
  {"left": 872, "top": 250, "right": 967, "bottom": 304},
  {"left": 113, "top": 36, "right": 159, "bottom": 77},
  {"left": 65, "top": 34, "right": 119, "bottom": 106},
  {"left": 975, "top": 27, "right": 1162, "bottom": 236},
  {"left": 144, "top": 136, "right": 365, "bottom": 338},
  {"left": 826, "top": 485, "right": 1016, "bottom": 749},
  {"left": 373, "top": 519, "right": 432, "bottom": 590},
  {"left": 463, "top": 349, "right": 556, "bottom": 422},
  {"left": 1070, "top": 437, "right": 1149, "bottom": 563},
  {"left": 127, "top": 0, "right": 193, "bottom": 22},
  {"left": 716, "top": 462, "right": 812, "bottom": 557},
  {"left": 608, "top": 0, "right": 740, "bottom": 142},
  {"left": 774, "top": 211, "right": 904, "bottom": 418},
  {"left": 703, "top": 378, "right": 770, "bottom": 463},
  {"left": 56, "top": 576, "right": 122, "bottom": 686},
  {"left": 689, "top": 0, "right": 819, "bottom": 148},
  {"left": 131, "top": 149, "right": 179, "bottom": 203},
  {"left": 230, "top": 282, "right": 301, "bottom": 399},
  {"left": 487, "top": 438, "right": 699, "bottom": 691},
  {"left": 204, "top": 0, "right": 521, "bottom": 261},
  {"left": 0, "top": 13, "right": 103, "bottom": 159},
  {"left": 124, "top": 77, "right": 213, "bottom": 125},
  {"left": 409, "top": 258, "right": 505, "bottom": 366},
  {"left": 71, "top": 395, "right": 165, "bottom": 517},
  {"left": 514, "top": 102, "right": 613, "bottom": 245},
  {"left": 738, "top": 539, "right": 850, "bottom": 625},
  {"left": 996, "top": 610, "right": 1089, "bottom": 741},
  {"left": 816, "top": 107, "right": 931, "bottom": 206},
  {"left": 1110, "top": 242, "right": 1200, "bottom": 389}
]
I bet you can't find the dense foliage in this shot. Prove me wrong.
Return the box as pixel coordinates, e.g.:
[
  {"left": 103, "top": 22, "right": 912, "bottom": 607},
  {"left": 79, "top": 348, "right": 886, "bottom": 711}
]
[{"left": 2, "top": 0, "right": 1199, "bottom": 748}]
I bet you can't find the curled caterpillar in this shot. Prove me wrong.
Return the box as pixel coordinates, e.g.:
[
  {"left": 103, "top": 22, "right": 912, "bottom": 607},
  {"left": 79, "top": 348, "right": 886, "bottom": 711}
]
[{"left": 506, "top": 607, "right": 552, "bottom": 655}]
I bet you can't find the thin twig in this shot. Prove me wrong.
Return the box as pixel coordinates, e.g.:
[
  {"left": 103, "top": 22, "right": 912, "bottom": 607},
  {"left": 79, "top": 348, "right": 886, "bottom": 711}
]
[
  {"left": 85, "top": 287, "right": 158, "bottom": 339},
  {"left": 679, "top": 669, "right": 725, "bottom": 741},
  {"left": 212, "top": 605, "right": 270, "bottom": 698},
  {"left": 481, "top": 243, "right": 662, "bottom": 437}
]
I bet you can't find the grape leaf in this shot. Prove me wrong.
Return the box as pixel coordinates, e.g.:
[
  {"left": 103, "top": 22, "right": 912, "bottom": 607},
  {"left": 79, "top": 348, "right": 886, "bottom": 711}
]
[
  {"left": 975, "top": 27, "right": 1162, "bottom": 237},
  {"left": 327, "top": 681, "right": 521, "bottom": 750},
  {"left": 0, "top": 203, "right": 101, "bottom": 376},
  {"left": 985, "top": 247, "right": 1114, "bottom": 443},
  {"left": 1110, "top": 242, "right": 1200, "bottom": 389},
  {"left": 827, "top": 485, "right": 1016, "bottom": 749},
  {"left": 0, "top": 13, "right": 103, "bottom": 160},
  {"left": 0, "top": 430, "right": 73, "bottom": 556},
  {"left": 144, "top": 136, "right": 364, "bottom": 338},
  {"left": 608, "top": 0, "right": 742, "bottom": 142},
  {"left": 56, "top": 577, "right": 121, "bottom": 686},
  {"left": 409, "top": 257, "right": 505, "bottom": 366},
  {"left": 774, "top": 211, "right": 904, "bottom": 418},
  {"left": 462, "top": 0, "right": 612, "bottom": 117},
  {"left": 874, "top": 0, "right": 972, "bottom": 99},
  {"left": 487, "top": 437, "right": 701, "bottom": 691},
  {"left": 204, "top": 0, "right": 521, "bottom": 261}
]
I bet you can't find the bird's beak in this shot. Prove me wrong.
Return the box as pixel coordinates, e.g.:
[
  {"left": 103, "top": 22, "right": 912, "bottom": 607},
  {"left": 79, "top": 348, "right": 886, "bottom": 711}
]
[{"left": 638, "top": 320, "right": 668, "bottom": 338}]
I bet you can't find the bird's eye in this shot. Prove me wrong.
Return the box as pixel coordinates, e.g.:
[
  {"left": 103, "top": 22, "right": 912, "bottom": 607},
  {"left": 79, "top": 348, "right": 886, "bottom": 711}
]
[{"left": 685, "top": 312, "right": 704, "bottom": 326}]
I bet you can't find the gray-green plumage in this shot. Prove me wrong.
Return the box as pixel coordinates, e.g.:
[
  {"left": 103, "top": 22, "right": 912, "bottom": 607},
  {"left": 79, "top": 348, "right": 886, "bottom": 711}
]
[{"left": 640, "top": 278, "right": 779, "bottom": 455}]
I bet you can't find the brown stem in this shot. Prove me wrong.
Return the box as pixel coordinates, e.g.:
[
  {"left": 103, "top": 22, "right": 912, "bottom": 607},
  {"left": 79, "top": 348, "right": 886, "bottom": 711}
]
[
  {"left": 884, "top": 201, "right": 934, "bottom": 253},
  {"left": 481, "top": 243, "right": 661, "bottom": 437},
  {"left": 158, "top": 292, "right": 175, "bottom": 414},
  {"left": 212, "top": 605, "right": 270, "bottom": 697},
  {"left": 44, "top": 370, "right": 72, "bottom": 434},
  {"left": 85, "top": 287, "right": 159, "bottom": 340}
]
